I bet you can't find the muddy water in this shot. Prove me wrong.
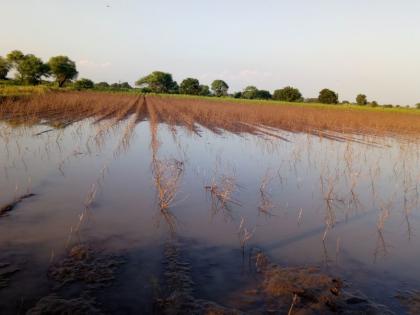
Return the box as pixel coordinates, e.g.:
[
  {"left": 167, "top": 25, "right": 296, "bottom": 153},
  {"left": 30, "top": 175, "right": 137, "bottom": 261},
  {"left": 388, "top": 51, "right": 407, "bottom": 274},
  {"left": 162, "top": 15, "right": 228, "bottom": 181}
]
[{"left": 0, "top": 118, "right": 420, "bottom": 314}]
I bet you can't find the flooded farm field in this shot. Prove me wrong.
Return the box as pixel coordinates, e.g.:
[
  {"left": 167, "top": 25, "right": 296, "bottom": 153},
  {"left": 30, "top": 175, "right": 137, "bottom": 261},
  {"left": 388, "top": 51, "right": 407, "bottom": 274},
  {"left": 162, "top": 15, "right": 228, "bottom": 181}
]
[{"left": 1, "top": 93, "right": 420, "bottom": 314}]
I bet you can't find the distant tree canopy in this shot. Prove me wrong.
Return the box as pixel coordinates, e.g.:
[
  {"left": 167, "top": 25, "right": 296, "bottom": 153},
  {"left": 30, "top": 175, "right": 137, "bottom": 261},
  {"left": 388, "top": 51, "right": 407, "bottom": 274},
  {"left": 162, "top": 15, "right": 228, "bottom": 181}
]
[
  {"left": 110, "top": 82, "right": 132, "bottom": 89},
  {"left": 273, "top": 86, "right": 302, "bottom": 102},
  {"left": 199, "top": 84, "right": 211, "bottom": 96},
  {"left": 370, "top": 101, "right": 378, "bottom": 107},
  {"left": 211, "top": 80, "right": 229, "bottom": 97},
  {"left": 256, "top": 89, "right": 272, "bottom": 100},
  {"left": 6, "top": 50, "right": 24, "bottom": 68},
  {"left": 136, "top": 71, "right": 178, "bottom": 93},
  {"left": 7, "top": 50, "right": 50, "bottom": 84},
  {"left": 318, "top": 89, "right": 339, "bottom": 104},
  {"left": 0, "top": 56, "right": 11, "bottom": 80},
  {"left": 48, "top": 56, "right": 78, "bottom": 87},
  {"left": 416, "top": 103, "right": 420, "bottom": 109},
  {"left": 241, "top": 86, "right": 259, "bottom": 99},
  {"left": 180, "top": 78, "right": 200, "bottom": 95},
  {"left": 233, "top": 91, "right": 242, "bottom": 99},
  {"left": 241, "top": 86, "right": 271, "bottom": 100},
  {"left": 95, "top": 81, "right": 110, "bottom": 88},
  {"left": 119, "top": 82, "right": 132, "bottom": 89},
  {"left": 74, "top": 78, "right": 94, "bottom": 90},
  {"left": 356, "top": 94, "right": 367, "bottom": 105}
]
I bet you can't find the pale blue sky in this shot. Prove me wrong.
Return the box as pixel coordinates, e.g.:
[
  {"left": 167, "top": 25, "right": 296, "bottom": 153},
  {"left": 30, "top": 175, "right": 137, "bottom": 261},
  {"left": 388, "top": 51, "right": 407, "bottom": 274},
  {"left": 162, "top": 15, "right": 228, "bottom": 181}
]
[{"left": 1, "top": 0, "right": 420, "bottom": 104}]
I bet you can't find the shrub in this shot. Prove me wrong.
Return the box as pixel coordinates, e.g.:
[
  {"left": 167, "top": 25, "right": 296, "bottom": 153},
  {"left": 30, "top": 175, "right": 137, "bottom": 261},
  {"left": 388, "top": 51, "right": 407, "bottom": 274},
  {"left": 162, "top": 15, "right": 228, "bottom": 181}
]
[
  {"left": 356, "top": 94, "right": 367, "bottom": 105},
  {"left": 318, "top": 89, "right": 339, "bottom": 104},
  {"left": 74, "top": 78, "right": 94, "bottom": 90},
  {"left": 211, "top": 80, "right": 229, "bottom": 97},
  {"left": 179, "top": 78, "right": 200, "bottom": 95},
  {"left": 273, "top": 86, "right": 302, "bottom": 102},
  {"left": 136, "top": 71, "right": 178, "bottom": 93}
]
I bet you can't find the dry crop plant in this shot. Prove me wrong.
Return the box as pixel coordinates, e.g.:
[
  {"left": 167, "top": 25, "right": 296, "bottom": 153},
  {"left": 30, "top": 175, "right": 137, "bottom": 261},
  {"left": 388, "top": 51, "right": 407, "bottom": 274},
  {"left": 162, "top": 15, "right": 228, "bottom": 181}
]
[
  {"left": 205, "top": 174, "right": 241, "bottom": 220},
  {"left": 147, "top": 98, "right": 185, "bottom": 234}
]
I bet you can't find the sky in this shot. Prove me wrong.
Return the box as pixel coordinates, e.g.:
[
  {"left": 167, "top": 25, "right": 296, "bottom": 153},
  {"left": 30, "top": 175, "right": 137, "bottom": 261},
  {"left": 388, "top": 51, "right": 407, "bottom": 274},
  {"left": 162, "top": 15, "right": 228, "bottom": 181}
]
[{"left": 1, "top": 0, "right": 420, "bottom": 105}]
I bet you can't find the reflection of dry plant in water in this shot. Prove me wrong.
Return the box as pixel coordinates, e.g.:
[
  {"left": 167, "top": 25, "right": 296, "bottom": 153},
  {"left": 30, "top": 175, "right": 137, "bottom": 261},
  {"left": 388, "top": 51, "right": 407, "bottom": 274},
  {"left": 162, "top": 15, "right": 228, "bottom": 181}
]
[
  {"left": 238, "top": 217, "right": 256, "bottom": 254},
  {"left": 258, "top": 171, "right": 276, "bottom": 216},
  {"left": 205, "top": 175, "right": 241, "bottom": 219},
  {"left": 321, "top": 175, "right": 344, "bottom": 242},
  {"left": 374, "top": 197, "right": 393, "bottom": 261}
]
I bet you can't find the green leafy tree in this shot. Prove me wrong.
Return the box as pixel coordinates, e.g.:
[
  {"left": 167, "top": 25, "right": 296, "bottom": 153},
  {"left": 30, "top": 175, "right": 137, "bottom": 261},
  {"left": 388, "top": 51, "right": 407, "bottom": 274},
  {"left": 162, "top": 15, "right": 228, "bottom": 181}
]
[
  {"left": 17, "top": 55, "right": 50, "bottom": 84},
  {"left": 416, "top": 103, "right": 420, "bottom": 109},
  {"left": 179, "top": 78, "right": 200, "bottom": 95},
  {"left": 6, "top": 50, "right": 25, "bottom": 68},
  {"left": 370, "top": 101, "right": 378, "bottom": 107},
  {"left": 318, "top": 88, "right": 339, "bottom": 104},
  {"left": 242, "top": 86, "right": 259, "bottom": 99},
  {"left": 48, "top": 56, "right": 78, "bottom": 87},
  {"left": 119, "top": 82, "right": 132, "bottom": 89},
  {"left": 135, "top": 71, "right": 177, "bottom": 93},
  {"left": 7, "top": 51, "right": 49, "bottom": 84},
  {"left": 0, "top": 56, "right": 11, "bottom": 79},
  {"left": 273, "top": 86, "right": 302, "bottom": 102},
  {"left": 199, "top": 85, "right": 210, "bottom": 96},
  {"left": 256, "top": 90, "right": 272, "bottom": 100},
  {"left": 356, "top": 94, "right": 367, "bottom": 105},
  {"left": 95, "top": 82, "right": 110, "bottom": 88},
  {"left": 74, "top": 78, "right": 94, "bottom": 90},
  {"left": 110, "top": 82, "right": 132, "bottom": 89},
  {"left": 233, "top": 91, "right": 242, "bottom": 99},
  {"left": 211, "top": 80, "right": 229, "bottom": 97}
]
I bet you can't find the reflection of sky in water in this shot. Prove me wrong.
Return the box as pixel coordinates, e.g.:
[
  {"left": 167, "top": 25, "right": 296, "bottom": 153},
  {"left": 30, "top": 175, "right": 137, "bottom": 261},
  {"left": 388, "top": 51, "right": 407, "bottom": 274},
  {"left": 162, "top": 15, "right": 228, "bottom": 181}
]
[{"left": 0, "top": 120, "right": 420, "bottom": 312}]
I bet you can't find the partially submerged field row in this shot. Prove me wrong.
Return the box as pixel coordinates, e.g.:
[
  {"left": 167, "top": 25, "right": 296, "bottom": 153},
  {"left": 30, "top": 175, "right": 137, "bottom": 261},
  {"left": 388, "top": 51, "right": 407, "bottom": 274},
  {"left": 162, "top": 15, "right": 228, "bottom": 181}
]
[{"left": 2, "top": 92, "right": 420, "bottom": 141}]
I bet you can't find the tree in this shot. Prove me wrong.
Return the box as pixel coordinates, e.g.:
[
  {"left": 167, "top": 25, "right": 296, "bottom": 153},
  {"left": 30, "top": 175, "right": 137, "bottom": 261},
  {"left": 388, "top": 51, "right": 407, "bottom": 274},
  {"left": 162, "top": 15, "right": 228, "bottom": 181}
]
[
  {"left": 179, "top": 78, "right": 200, "bottom": 95},
  {"left": 74, "top": 78, "right": 94, "bottom": 90},
  {"left": 242, "top": 86, "right": 259, "bottom": 99},
  {"left": 416, "top": 103, "right": 420, "bottom": 109},
  {"left": 95, "top": 82, "right": 110, "bottom": 88},
  {"left": 7, "top": 51, "right": 49, "bottom": 84},
  {"left": 199, "top": 85, "right": 211, "bottom": 96},
  {"left": 370, "top": 101, "right": 378, "bottom": 107},
  {"left": 17, "top": 54, "right": 50, "bottom": 84},
  {"left": 356, "top": 94, "right": 367, "bottom": 105},
  {"left": 233, "top": 91, "right": 242, "bottom": 99},
  {"left": 273, "top": 86, "right": 302, "bottom": 102},
  {"left": 0, "top": 56, "right": 11, "bottom": 80},
  {"left": 110, "top": 82, "right": 132, "bottom": 89},
  {"left": 48, "top": 56, "right": 78, "bottom": 87},
  {"left": 135, "top": 71, "right": 177, "bottom": 93},
  {"left": 119, "top": 82, "right": 132, "bottom": 89},
  {"left": 256, "top": 90, "right": 272, "bottom": 100},
  {"left": 318, "top": 88, "right": 339, "bottom": 104},
  {"left": 211, "top": 80, "right": 229, "bottom": 97},
  {"left": 6, "top": 50, "right": 25, "bottom": 68}
]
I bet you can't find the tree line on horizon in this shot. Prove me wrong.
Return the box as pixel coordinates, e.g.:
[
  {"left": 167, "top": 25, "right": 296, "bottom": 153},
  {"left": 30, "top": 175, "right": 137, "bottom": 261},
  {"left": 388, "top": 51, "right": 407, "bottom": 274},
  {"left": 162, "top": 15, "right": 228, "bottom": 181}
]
[{"left": 1, "top": 50, "right": 418, "bottom": 108}]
